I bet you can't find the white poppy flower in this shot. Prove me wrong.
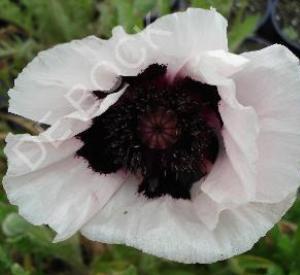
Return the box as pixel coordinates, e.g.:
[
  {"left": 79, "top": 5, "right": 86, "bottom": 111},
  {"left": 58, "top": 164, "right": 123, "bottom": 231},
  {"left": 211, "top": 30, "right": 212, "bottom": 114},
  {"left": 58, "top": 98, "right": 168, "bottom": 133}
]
[{"left": 3, "top": 8, "right": 300, "bottom": 263}]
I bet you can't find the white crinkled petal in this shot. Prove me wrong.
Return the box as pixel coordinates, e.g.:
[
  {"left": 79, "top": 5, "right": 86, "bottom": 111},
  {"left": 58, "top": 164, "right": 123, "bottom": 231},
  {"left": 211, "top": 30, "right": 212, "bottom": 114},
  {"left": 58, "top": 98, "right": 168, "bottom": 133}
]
[
  {"left": 102, "top": 26, "right": 155, "bottom": 76},
  {"left": 201, "top": 148, "right": 255, "bottom": 204},
  {"left": 82, "top": 176, "right": 296, "bottom": 263},
  {"left": 186, "top": 50, "right": 249, "bottom": 85},
  {"left": 103, "top": 8, "right": 228, "bottom": 78},
  {"left": 191, "top": 187, "right": 237, "bottom": 230},
  {"left": 8, "top": 35, "right": 141, "bottom": 125},
  {"left": 4, "top": 133, "right": 82, "bottom": 176},
  {"left": 42, "top": 87, "right": 127, "bottom": 141},
  {"left": 233, "top": 44, "right": 300, "bottom": 202},
  {"left": 13, "top": 86, "right": 126, "bottom": 148},
  {"left": 3, "top": 133, "right": 127, "bottom": 241},
  {"left": 255, "top": 132, "right": 300, "bottom": 202},
  {"left": 210, "top": 94, "right": 259, "bottom": 203},
  {"left": 187, "top": 50, "right": 259, "bottom": 203},
  {"left": 140, "top": 8, "right": 228, "bottom": 74},
  {"left": 9, "top": 36, "right": 105, "bottom": 124}
]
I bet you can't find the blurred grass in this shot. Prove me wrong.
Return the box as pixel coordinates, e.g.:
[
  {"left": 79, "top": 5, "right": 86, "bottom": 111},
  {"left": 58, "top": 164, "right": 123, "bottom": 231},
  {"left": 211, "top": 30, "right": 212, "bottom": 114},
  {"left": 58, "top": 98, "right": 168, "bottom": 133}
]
[{"left": 1, "top": 0, "right": 300, "bottom": 274}]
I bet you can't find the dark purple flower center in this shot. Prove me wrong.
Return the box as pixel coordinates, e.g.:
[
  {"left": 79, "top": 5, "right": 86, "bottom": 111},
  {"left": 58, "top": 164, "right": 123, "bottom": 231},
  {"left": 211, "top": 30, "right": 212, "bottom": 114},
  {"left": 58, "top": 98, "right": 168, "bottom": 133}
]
[
  {"left": 138, "top": 107, "right": 180, "bottom": 150},
  {"left": 76, "top": 64, "right": 222, "bottom": 200}
]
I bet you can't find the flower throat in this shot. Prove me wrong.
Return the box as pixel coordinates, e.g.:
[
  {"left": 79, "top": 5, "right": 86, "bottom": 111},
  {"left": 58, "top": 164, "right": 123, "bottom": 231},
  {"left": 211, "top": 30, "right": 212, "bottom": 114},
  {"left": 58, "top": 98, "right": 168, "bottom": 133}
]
[{"left": 76, "top": 64, "right": 222, "bottom": 199}]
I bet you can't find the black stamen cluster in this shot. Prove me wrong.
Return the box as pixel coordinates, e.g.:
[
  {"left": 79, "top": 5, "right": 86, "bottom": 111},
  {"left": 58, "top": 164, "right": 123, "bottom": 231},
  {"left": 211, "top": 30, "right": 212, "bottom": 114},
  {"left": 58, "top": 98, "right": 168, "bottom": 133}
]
[{"left": 76, "top": 65, "right": 221, "bottom": 199}]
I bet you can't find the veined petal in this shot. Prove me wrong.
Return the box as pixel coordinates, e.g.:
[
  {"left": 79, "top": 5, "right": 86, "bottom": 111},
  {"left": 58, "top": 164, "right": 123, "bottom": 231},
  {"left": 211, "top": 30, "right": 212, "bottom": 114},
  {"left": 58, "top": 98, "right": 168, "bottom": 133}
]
[
  {"left": 233, "top": 44, "right": 300, "bottom": 203},
  {"left": 3, "top": 133, "right": 127, "bottom": 240},
  {"left": 9, "top": 36, "right": 105, "bottom": 124},
  {"left": 82, "top": 175, "right": 296, "bottom": 263},
  {"left": 8, "top": 35, "right": 132, "bottom": 127},
  {"left": 186, "top": 50, "right": 249, "bottom": 85},
  {"left": 141, "top": 8, "right": 228, "bottom": 74},
  {"left": 201, "top": 148, "right": 255, "bottom": 204},
  {"left": 188, "top": 49, "right": 259, "bottom": 203}
]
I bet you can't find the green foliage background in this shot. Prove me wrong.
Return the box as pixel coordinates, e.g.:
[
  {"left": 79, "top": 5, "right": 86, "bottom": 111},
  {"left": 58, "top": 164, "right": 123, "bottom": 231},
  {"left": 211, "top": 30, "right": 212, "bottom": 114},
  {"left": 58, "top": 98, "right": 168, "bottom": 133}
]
[{"left": 0, "top": 0, "right": 299, "bottom": 274}]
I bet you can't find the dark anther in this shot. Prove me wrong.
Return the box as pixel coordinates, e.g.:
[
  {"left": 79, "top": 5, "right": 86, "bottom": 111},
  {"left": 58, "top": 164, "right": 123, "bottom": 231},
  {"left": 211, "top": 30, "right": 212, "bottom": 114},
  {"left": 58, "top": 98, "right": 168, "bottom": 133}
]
[{"left": 76, "top": 64, "right": 222, "bottom": 200}]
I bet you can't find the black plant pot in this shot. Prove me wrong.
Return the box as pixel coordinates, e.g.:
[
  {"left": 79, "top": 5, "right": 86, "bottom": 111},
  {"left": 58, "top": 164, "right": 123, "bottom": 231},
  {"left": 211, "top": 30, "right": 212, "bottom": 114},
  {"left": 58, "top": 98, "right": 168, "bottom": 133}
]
[
  {"left": 256, "top": 0, "right": 300, "bottom": 57},
  {"left": 143, "top": 0, "right": 188, "bottom": 26},
  {"left": 171, "top": 0, "right": 189, "bottom": 11},
  {"left": 239, "top": 36, "right": 271, "bottom": 53}
]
